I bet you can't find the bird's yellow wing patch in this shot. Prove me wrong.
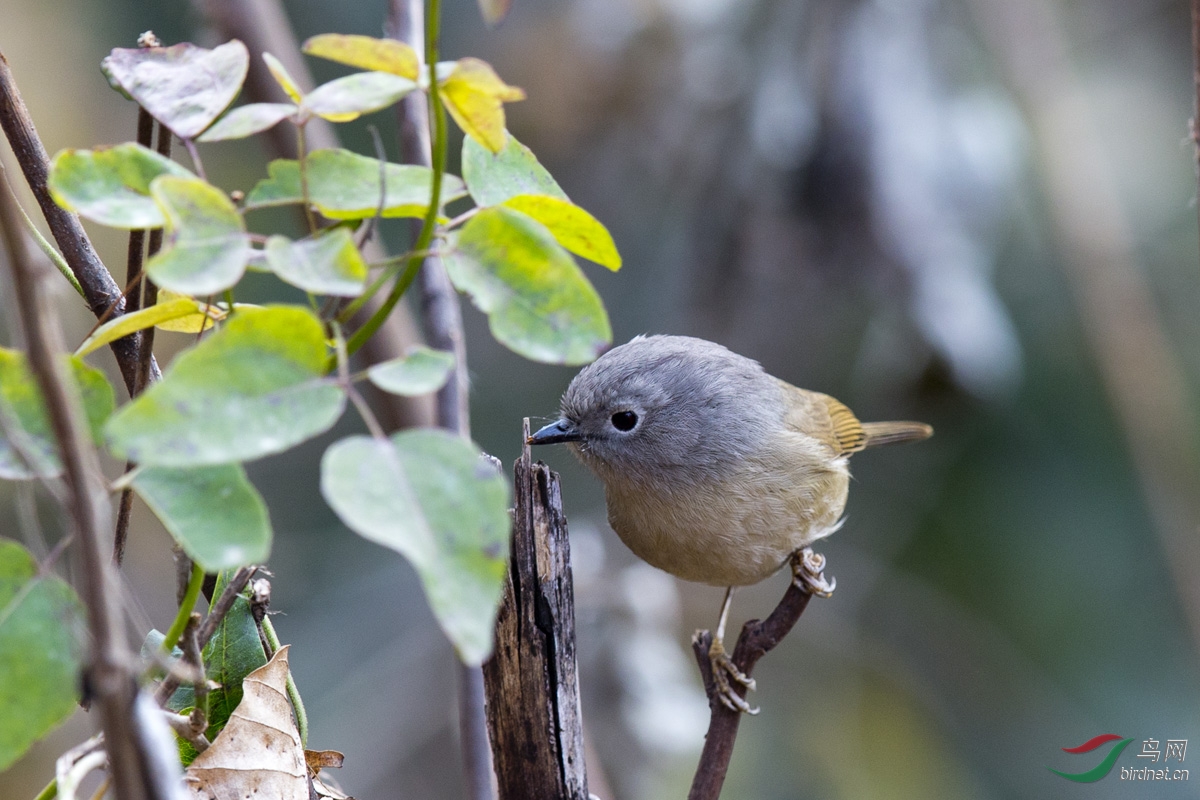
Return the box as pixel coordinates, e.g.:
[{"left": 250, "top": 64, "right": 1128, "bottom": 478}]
[{"left": 778, "top": 381, "right": 867, "bottom": 456}]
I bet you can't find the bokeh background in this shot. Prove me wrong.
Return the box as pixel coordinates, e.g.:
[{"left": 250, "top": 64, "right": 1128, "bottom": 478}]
[{"left": 2, "top": 0, "right": 1199, "bottom": 797}]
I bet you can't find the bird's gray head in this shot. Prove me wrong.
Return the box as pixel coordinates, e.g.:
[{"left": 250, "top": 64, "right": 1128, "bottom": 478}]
[{"left": 528, "top": 335, "right": 783, "bottom": 487}]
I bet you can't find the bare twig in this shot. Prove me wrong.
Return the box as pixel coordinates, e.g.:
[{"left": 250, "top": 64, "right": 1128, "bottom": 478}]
[
  {"left": 687, "top": 552, "right": 826, "bottom": 800},
  {"left": 156, "top": 565, "right": 257, "bottom": 705},
  {"left": 0, "top": 49, "right": 160, "bottom": 396},
  {"left": 0, "top": 124, "right": 157, "bottom": 800}
]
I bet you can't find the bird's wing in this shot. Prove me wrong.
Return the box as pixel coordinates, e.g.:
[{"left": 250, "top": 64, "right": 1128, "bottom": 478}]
[{"left": 776, "top": 381, "right": 867, "bottom": 456}]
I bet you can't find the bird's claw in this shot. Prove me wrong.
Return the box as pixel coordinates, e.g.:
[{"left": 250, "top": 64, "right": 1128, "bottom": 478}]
[
  {"left": 708, "top": 638, "right": 759, "bottom": 715},
  {"left": 792, "top": 548, "right": 835, "bottom": 597}
]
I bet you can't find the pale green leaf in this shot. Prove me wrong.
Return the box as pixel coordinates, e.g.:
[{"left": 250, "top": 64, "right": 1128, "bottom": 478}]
[
  {"left": 263, "top": 52, "right": 304, "bottom": 104},
  {"left": 0, "top": 540, "right": 85, "bottom": 771},
  {"left": 320, "top": 431, "right": 510, "bottom": 664},
  {"left": 367, "top": 346, "right": 455, "bottom": 396},
  {"left": 477, "top": 0, "right": 513, "bottom": 26},
  {"left": 502, "top": 194, "right": 621, "bottom": 271},
  {"left": 47, "top": 143, "right": 192, "bottom": 229},
  {"left": 133, "top": 465, "right": 271, "bottom": 571},
  {"left": 461, "top": 132, "right": 567, "bottom": 207},
  {"left": 197, "top": 103, "right": 297, "bottom": 142},
  {"left": 264, "top": 229, "right": 368, "bottom": 296},
  {"left": 245, "top": 149, "right": 466, "bottom": 219},
  {"left": 0, "top": 350, "right": 114, "bottom": 479},
  {"left": 146, "top": 175, "right": 251, "bottom": 295},
  {"left": 303, "top": 72, "right": 416, "bottom": 123},
  {"left": 101, "top": 41, "right": 249, "bottom": 139},
  {"left": 443, "top": 207, "right": 611, "bottom": 364},
  {"left": 104, "top": 306, "right": 345, "bottom": 466}
]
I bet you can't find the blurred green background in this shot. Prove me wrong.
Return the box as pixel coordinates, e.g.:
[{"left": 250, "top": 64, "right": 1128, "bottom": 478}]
[{"left": 2, "top": 0, "right": 1199, "bottom": 797}]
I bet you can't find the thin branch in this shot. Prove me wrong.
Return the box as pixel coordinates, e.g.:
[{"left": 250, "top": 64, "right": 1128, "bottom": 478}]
[
  {"left": 0, "top": 123, "right": 156, "bottom": 800},
  {"left": 0, "top": 49, "right": 160, "bottom": 396},
  {"left": 687, "top": 550, "right": 828, "bottom": 800}
]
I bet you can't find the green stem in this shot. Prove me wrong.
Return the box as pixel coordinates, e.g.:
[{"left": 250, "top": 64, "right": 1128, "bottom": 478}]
[
  {"left": 261, "top": 615, "right": 309, "bottom": 747},
  {"left": 32, "top": 777, "right": 56, "bottom": 800},
  {"left": 297, "top": 123, "right": 317, "bottom": 233},
  {"left": 161, "top": 562, "right": 204, "bottom": 653},
  {"left": 342, "top": 0, "right": 447, "bottom": 361}
]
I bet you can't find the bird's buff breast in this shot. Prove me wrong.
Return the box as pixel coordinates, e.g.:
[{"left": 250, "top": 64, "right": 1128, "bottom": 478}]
[{"left": 599, "top": 453, "right": 850, "bottom": 587}]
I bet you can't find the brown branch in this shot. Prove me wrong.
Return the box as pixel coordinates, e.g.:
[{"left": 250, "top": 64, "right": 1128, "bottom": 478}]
[
  {"left": 687, "top": 555, "right": 823, "bottom": 800},
  {"left": 0, "top": 50, "right": 160, "bottom": 396},
  {"left": 0, "top": 129, "right": 159, "bottom": 800},
  {"left": 482, "top": 422, "right": 589, "bottom": 800},
  {"left": 155, "top": 565, "right": 257, "bottom": 705}
]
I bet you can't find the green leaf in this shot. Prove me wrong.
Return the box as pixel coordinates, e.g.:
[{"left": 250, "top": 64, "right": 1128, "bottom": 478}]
[
  {"left": 47, "top": 143, "right": 193, "bottom": 229},
  {"left": 321, "top": 431, "right": 510, "bottom": 665},
  {"left": 462, "top": 132, "right": 567, "bottom": 207},
  {"left": 197, "top": 103, "right": 297, "bottom": 142},
  {"left": 146, "top": 175, "right": 252, "bottom": 296},
  {"left": 367, "top": 346, "right": 455, "bottom": 396},
  {"left": 264, "top": 228, "right": 368, "bottom": 296},
  {"left": 443, "top": 207, "right": 611, "bottom": 365},
  {"left": 302, "top": 72, "right": 417, "bottom": 123},
  {"left": 501, "top": 194, "right": 621, "bottom": 271},
  {"left": 0, "top": 540, "right": 85, "bottom": 772},
  {"left": 104, "top": 306, "right": 345, "bottom": 466},
  {"left": 164, "top": 573, "right": 265, "bottom": 767},
  {"left": 302, "top": 34, "right": 420, "bottom": 80},
  {"left": 245, "top": 149, "right": 467, "bottom": 219},
  {"left": 132, "top": 465, "right": 271, "bottom": 571},
  {"left": 262, "top": 52, "right": 304, "bottom": 105},
  {"left": 75, "top": 297, "right": 208, "bottom": 357},
  {"left": 439, "top": 58, "right": 525, "bottom": 153},
  {"left": 101, "top": 41, "right": 249, "bottom": 139},
  {"left": 0, "top": 350, "right": 114, "bottom": 479}
]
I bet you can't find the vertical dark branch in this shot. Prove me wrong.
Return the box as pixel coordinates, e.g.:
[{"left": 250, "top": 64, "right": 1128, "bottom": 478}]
[
  {"left": 482, "top": 421, "right": 590, "bottom": 800},
  {"left": 387, "top": 3, "right": 490, "bottom": 798},
  {"left": 113, "top": 108, "right": 159, "bottom": 566},
  {"left": 0, "top": 138, "right": 158, "bottom": 800},
  {"left": 0, "top": 50, "right": 159, "bottom": 396}
]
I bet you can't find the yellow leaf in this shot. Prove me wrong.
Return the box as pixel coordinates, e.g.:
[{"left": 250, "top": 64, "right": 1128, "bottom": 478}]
[
  {"left": 502, "top": 194, "right": 622, "bottom": 271},
  {"left": 439, "top": 58, "right": 526, "bottom": 153},
  {"left": 302, "top": 34, "right": 420, "bottom": 81},
  {"left": 154, "top": 290, "right": 228, "bottom": 333},
  {"left": 263, "top": 52, "right": 304, "bottom": 105},
  {"left": 75, "top": 297, "right": 205, "bottom": 356}
]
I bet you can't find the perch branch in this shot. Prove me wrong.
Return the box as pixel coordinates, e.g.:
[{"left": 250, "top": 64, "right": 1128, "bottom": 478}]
[{"left": 687, "top": 550, "right": 830, "bottom": 800}]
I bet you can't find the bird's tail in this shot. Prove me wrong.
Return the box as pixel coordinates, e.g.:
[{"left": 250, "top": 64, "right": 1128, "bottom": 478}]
[{"left": 860, "top": 421, "right": 933, "bottom": 448}]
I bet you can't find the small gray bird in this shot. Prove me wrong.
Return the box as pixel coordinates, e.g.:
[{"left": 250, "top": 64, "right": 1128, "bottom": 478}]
[{"left": 528, "top": 335, "right": 931, "bottom": 712}]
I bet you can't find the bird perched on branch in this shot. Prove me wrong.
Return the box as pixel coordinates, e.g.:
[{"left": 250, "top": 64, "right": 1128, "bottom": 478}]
[{"left": 528, "top": 335, "right": 931, "bottom": 713}]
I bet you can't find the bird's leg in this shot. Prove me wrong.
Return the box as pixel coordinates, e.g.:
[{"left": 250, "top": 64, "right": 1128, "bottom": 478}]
[
  {"left": 708, "top": 586, "right": 759, "bottom": 715},
  {"left": 791, "top": 547, "right": 836, "bottom": 597}
]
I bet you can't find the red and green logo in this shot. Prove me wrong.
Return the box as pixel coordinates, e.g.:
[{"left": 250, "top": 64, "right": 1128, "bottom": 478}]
[{"left": 1049, "top": 734, "right": 1135, "bottom": 782}]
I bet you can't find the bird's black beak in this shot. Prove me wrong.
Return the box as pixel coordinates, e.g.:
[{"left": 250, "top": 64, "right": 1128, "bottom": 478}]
[{"left": 527, "top": 418, "right": 582, "bottom": 445}]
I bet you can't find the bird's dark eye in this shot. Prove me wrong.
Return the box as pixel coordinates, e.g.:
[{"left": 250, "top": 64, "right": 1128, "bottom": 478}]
[{"left": 611, "top": 411, "right": 638, "bottom": 431}]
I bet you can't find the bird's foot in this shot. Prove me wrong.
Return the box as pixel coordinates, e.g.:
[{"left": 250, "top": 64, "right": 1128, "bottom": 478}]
[
  {"left": 791, "top": 548, "right": 835, "bottom": 597},
  {"left": 708, "top": 637, "right": 759, "bottom": 715}
]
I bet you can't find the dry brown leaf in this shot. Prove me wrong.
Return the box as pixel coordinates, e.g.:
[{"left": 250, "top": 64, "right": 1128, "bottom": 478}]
[
  {"left": 305, "top": 749, "right": 345, "bottom": 773},
  {"left": 184, "top": 645, "right": 308, "bottom": 800}
]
